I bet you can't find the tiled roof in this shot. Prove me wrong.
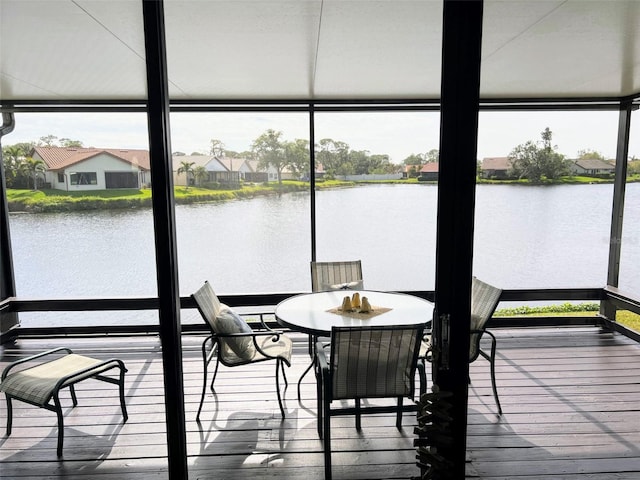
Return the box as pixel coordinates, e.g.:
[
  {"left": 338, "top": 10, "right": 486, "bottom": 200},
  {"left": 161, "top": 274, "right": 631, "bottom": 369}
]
[
  {"left": 34, "top": 146, "right": 150, "bottom": 170},
  {"left": 574, "top": 158, "right": 615, "bottom": 170},
  {"left": 420, "top": 162, "right": 439, "bottom": 173},
  {"left": 482, "top": 157, "right": 511, "bottom": 170},
  {"left": 216, "top": 157, "right": 243, "bottom": 171},
  {"left": 172, "top": 155, "right": 216, "bottom": 169}
]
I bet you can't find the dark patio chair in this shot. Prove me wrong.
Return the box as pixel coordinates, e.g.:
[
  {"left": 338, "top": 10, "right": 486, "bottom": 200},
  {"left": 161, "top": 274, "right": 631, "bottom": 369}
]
[
  {"left": 316, "top": 324, "right": 426, "bottom": 480},
  {"left": 192, "top": 281, "right": 292, "bottom": 419},
  {"left": 422, "top": 276, "right": 503, "bottom": 414}
]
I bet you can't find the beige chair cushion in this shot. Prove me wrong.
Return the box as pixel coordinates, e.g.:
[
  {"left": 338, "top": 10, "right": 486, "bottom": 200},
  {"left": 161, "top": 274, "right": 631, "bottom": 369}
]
[
  {"left": 214, "top": 307, "right": 256, "bottom": 361},
  {"left": 0, "top": 354, "right": 104, "bottom": 406}
]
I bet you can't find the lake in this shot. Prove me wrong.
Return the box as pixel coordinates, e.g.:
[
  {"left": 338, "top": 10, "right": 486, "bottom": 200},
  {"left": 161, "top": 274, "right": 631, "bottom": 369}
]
[{"left": 9, "top": 183, "right": 640, "bottom": 326}]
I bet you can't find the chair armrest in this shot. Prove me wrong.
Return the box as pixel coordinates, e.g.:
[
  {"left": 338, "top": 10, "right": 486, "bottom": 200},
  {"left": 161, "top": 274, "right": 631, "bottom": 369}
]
[
  {"left": 215, "top": 331, "right": 284, "bottom": 338},
  {"left": 315, "top": 341, "right": 330, "bottom": 372},
  {"left": 257, "top": 317, "right": 278, "bottom": 333},
  {"left": 1, "top": 347, "right": 73, "bottom": 381}
]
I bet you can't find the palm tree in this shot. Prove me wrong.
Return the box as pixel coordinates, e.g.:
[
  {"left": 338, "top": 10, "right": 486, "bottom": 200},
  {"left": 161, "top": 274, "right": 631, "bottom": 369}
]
[
  {"left": 193, "top": 166, "right": 208, "bottom": 187},
  {"left": 2, "top": 145, "right": 24, "bottom": 187},
  {"left": 177, "top": 160, "right": 195, "bottom": 189},
  {"left": 21, "top": 157, "right": 46, "bottom": 190}
]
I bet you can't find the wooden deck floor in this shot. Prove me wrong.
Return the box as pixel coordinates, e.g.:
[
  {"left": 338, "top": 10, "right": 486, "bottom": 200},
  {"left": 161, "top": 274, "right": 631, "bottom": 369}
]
[{"left": 1, "top": 326, "right": 640, "bottom": 479}]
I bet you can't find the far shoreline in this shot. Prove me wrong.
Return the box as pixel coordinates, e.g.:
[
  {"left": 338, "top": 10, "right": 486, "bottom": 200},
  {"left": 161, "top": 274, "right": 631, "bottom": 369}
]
[{"left": 6, "top": 176, "right": 638, "bottom": 214}]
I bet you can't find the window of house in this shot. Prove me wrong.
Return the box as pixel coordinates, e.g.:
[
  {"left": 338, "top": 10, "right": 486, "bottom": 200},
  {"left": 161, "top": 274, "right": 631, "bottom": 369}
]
[
  {"left": 57, "top": 173, "right": 64, "bottom": 183},
  {"left": 70, "top": 172, "right": 97, "bottom": 185}
]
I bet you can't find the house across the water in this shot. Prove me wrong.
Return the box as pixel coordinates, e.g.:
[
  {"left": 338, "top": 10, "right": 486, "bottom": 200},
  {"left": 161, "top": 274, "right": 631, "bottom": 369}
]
[
  {"left": 33, "top": 146, "right": 151, "bottom": 191},
  {"left": 571, "top": 158, "right": 616, "bottom": 176},
  {"left": 481, "top": 157, "right": 512, "bottom": 179}
]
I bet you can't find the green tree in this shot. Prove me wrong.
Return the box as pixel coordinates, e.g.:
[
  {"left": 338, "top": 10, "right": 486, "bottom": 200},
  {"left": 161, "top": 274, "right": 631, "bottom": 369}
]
[
  {"left": 252, "top": 129, "right": 286, "bottom": 184},
  {"left": 59, "top": 138, "right": 83, "bottom": 148},
  {"left": 21, "top": 157, "right": 46, "bottom": 190},
  {"left": 368, "top": 154, "right": 394, "bottom": 174},
  {"left": 177, "top": 160, "right": 195, "bottom": 188},
  {"left": 38, "top": 135, "right": 58, "bottom": 147},
  {"left": 193, "top": 165, "right": 208, "bottom": 186},
  {"left": 350, "top": 150, "right": 370, "bottom": 175},
  {"left": 628, "top": 157, "right": 640, "bottom": 176},
  {"left": 508, "top": 128, "right": 568, "bottom": 181},
  {"left": 424, "top": 149, "right": 439, "bottom": 163},
  {"left": 403, "top": 153, "right": 424, "bottom": 165},
  {"left": 209, "top": 139, "right": 226, "bottom": 157},
  {"left": 2, "top": 145, "right": 25, "bottom": 188},
  {"left": 315, "top": 138, "right": 350, "bottom": 178},
  {"left": 284, "top": 139, "right": 310, "bottom": 179},
  {"left": 2, "top": 143, "right": 37, "bottom": 188},
  {"left": 577, "top": 149, "right": 605, "bottom": 160}
]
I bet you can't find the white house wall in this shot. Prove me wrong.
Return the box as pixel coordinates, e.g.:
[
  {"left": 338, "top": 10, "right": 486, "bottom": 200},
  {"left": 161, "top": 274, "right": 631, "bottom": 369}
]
[{"left": 49, "top": 153, "right": 144, "bottom": 191}]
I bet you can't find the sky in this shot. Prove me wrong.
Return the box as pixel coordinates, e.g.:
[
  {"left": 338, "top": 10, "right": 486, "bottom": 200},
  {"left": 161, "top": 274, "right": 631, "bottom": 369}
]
[{"left": 5, "top": 109, "right": 640, "bottom": 164}]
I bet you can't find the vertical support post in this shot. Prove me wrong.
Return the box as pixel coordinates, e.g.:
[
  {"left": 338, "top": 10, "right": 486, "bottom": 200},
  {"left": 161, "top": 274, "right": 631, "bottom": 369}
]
[
  {"left": 602, "top": 100, "right": 633, "bottom": 319},
  {"left": 142, "top": 1, "right": 188, "bottom": 478},
  {"left": 0, "top": 111, "right": 19, "bottom": 339},
  {"left": 309, "top": 104, "right": 317, "bottom": 262},
  {"left": 433, "top": 0, "right": 483, "bottom": 477}
]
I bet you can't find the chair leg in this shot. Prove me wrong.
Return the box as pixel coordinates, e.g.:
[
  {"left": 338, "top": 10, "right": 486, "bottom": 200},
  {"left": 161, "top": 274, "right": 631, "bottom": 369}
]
[
  {"left": 396, "top": 396, "right": 403, "bottom": 429},
  {"left": 417, "top": 360, "right": 427, "bottom": 397},
  {"left": 316, "top": 364, "right": 324, "bottom": 439},
  {"left": 323, "top": 383, "right": 332, "bottom": 480},
  {"left": 69, "top": 385, "right": 78, "bottom": 407},
  {"left": 5, "top": 395, "right": 12, "bottom": 436},
  {"left": 210, "top": 357, "right": 220, "bottom": 391},
  {"left": 53, "top": 393, "right": 64, "bottom": 457},
  {"left": 281, "top": 359, "right": 288, "bottom": 387},
  {"left": 355, "top": 398, "right": 361, "bottom": 430},
  {"left": 299, "top": 335, "right": 318, "bottom": 400},
  {"left": 118, "top": 364, "right": 128, "bottom": 422},
  {"left": 297, "top": 360, "right": 314, "bottom": 400},
  {"left": 489, "top": 338, "right": 502, "bottom": 415},
  {"left": 275, "top": 359, "right": 286, "bottom": 419},
  {"left": 197, "top": 343, "right": 217, "bottom": 422}
]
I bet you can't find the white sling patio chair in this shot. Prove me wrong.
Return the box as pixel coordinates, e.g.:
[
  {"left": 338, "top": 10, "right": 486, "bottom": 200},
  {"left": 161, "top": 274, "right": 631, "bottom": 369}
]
[
  {"left": 316, "top": 323, "right": 426, "bottom": 480},
  {"left": 192, "top": 281, "right": 293, "bottom": 419},
  {"left": 296, "top": 260, "right": 364, "bottom": 399},
  {"left": 421, "top": 276, "right": 503, "bottom": 414}
]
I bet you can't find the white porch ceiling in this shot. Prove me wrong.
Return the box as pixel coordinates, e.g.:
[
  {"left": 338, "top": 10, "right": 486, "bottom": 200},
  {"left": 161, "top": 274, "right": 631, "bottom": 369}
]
[{"left": 1, "top": 0, "right": 639, "bottom": 102}]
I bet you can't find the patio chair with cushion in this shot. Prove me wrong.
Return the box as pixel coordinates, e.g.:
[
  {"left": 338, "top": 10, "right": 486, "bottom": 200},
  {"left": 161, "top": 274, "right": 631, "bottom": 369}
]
[
  {"left": 316, "top": 323, "right": 426, "bottom": 480},
  {"left": 191, "top": 281, "right": 293, "bottom": 420},
  {"left": 422, "top": 276, "right": 503, "bottom": 414}
]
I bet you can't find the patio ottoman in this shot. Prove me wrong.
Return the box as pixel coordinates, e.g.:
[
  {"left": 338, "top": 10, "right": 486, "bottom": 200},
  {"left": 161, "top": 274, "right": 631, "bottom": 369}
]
[{"left": 0, "top": 347, "right": 128, "bottom": 456}]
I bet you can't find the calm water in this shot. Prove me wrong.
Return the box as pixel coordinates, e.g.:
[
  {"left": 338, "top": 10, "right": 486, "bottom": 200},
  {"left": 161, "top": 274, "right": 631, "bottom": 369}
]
[{"left": 9, "top": 183, "right": 640, "bottom": 326}]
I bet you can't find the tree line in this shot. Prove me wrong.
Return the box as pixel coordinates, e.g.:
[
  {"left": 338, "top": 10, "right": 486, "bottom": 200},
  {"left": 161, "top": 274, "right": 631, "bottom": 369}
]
[
  {"left": 4, "top": 129, "right": 639, "bottom": 190},
  {"left": 1, "top": 135, "right": 83, "bottom": 189},
  {"left": 189, "top": 129, "right": 401, "bottom": 183},
  {"left": 506, "top": 127, "right": 640, "bottom": 181}
]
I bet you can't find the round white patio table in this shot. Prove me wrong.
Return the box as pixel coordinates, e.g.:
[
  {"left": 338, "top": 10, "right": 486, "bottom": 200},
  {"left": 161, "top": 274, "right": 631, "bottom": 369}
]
[{"left": 275, "top": 290, "right": 434, "bottom": 336}]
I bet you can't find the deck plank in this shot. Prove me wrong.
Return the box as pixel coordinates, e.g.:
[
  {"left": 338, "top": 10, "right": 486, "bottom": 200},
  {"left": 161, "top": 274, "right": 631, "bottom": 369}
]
[{"left": 1, "top": 326, "right": 640, "bottom": 479}]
